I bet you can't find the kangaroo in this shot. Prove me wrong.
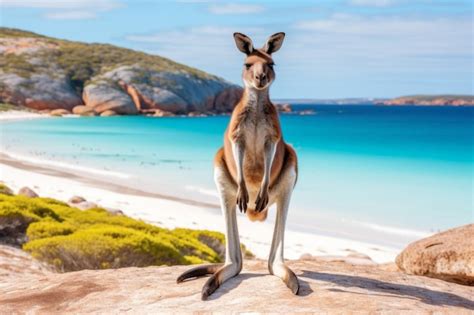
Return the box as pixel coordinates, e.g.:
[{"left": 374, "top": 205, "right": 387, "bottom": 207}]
[{"left": 177, "top": 32, "right": 299, "bottom": 300}]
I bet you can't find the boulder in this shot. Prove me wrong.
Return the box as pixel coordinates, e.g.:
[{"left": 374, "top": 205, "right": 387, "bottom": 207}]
[
  {"left": 72, "top": 105, "right": 96, "bottom": 116},
  {"left": 17, "top": 187, "right": 38, "bottom": 198},
  {"left": 275, "top": 103, "right": 292, "bottom": 113},
  {"left": 0, "top": 183, "right": 14, "bottom": 196},
  {"left": 396, "top": 224, "right": 474, "bottom": 285},
  {"left": 1, "top": 249, "right": 473, "bottom": 313},
  {"left": 73, "top": 201, "right": 98, "bottom": 211},
  {"left": 68, "top": 196, "right": 86, "bottom": 204},
  {"left": 82, "top": 83, "right": 138, "bottom": 115},
  {"left": 100, "top": 110, "right": 117, "bottom": 117},
  {"left": 49, "top": 108, "right": 71, "bottom": 116},
  {"left": 0, "top": 72, "right": 82, "bottom": 111},
  {"left": 209, "top": 86, "right": 243, "bottom": 113}
]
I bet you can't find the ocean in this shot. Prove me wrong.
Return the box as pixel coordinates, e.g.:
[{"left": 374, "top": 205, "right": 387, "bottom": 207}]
[{"left": 1, "top": 105, "right": 472, "bottom": 248}]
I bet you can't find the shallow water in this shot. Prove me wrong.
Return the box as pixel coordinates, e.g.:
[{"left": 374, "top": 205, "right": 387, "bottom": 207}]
[{"left": 1, "top": 105, "right": 472, "bottom": 247}]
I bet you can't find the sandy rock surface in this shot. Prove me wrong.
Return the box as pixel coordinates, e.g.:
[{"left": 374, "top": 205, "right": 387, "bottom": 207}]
[{"left": 0, "top": 245, "right": 472, "bottom": 314}]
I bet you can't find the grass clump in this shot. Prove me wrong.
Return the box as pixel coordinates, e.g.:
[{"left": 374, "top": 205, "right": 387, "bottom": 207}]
[{"left": 0, "top": 188, "right": 248, "bottom": 272}]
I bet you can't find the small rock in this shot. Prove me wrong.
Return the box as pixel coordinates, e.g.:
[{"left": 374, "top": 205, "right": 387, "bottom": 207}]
[
  {"left": 68, "top": 196, "right": 86, "bottom": 204},
  {"left": 49, "top": 109, "right": 71, "bottom": 117},
  {"left": 299, "top": 253, "right": 313, "bottom": 260},
  {"left": 275, "top": 103, "right": 292, "bottom": 113},
  {"left": 17, "top": 187, "right": 38, "bottom": 198},
  {"left": 72, "top": 105, "right": 96, "bottom": 116},
  {"left": 152, "top": 109, "right": 175, "bottom": 117},
  {"left": 100, "top": 110, "right": 117, "bottom": 117},
  {"left": 74, "top": 201, "right": 98, "bottom": 210},
  {"left": 105, "top": 208, "right": 124, "bottom": 216}
]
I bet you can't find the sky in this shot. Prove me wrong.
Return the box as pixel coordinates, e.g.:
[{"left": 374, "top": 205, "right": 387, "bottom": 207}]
[{"left": 1, "top": 0, "right": 473, "bottom": 99}]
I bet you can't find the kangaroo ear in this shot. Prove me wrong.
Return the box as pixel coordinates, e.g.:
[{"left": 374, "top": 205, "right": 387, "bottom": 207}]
[
  {"left": 264, "top": 32, "right": 285, "bottom": 54},
  {"left": 233, "top": 32, "right": 254, "bottom": 55}
]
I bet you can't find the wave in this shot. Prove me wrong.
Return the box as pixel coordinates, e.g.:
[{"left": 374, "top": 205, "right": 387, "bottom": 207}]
[
  {"left": 185, "top": 185, "right": 219, "bottom": 197},
  {"left": 358, "top": 221, "right": 433, "bottom": 238},
  {"left": 4, "top": 152, "right": 131, "bottom": 179}
]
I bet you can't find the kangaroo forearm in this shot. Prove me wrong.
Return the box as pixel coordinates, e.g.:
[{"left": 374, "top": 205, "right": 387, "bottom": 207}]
[
  {"left": 231, "top": 141, "right": 246, "bottom": 185},
  {"left": 262, "top": 140, "right": 277, "bottom": 187}
]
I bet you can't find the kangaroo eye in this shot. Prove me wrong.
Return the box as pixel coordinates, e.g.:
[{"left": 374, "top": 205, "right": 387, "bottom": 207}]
[
  {"left": 244, "top": 63, "right": 252, "bottom": 70},
  {"left": 268, "top": 63, "right": 275, "bottom": 68}
]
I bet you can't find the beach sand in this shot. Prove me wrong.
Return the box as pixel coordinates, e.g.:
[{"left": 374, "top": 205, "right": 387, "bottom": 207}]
[{"left": 0, "top": 152, "right": 399, "bottom": 263}]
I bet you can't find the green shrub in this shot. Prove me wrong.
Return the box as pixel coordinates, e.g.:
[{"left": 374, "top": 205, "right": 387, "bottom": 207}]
[
  {"left": 26, "top": 221, "right": 76, "bottom": 240},
  {"left": 0, "top": 193, "right": 250, "bottom": 271}
]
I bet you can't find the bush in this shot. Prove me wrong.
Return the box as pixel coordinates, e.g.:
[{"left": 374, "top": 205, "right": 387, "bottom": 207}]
[{"left": 0, "top": 193, "right": 245, "bottom": 271}]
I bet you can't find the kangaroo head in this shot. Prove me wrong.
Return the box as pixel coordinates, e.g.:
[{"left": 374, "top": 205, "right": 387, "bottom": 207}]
[{"left": 233, "top": 32, "right": 285, "bottom": 90}]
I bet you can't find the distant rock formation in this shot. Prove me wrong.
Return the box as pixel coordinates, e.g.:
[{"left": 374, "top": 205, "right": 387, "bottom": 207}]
[
  {"left": 397, "top": 224, "right": 474, "bottom": 286},
  {"left": 376, "top": 95, "right": 474, "bottom": 106},
  {"left": 0, "top": 28, "right": 243, "bottom": 116},
  {"left": 1, "top": 245, "right": 473, "bottom": 313}
]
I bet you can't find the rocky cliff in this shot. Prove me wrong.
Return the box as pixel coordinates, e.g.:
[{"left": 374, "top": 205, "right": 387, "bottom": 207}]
[
  {"left": 0, "top": 245, "right": 472, "bottom": 313},
  {"left": 0, "top": 28, "right": 242, "bottom": 116}
]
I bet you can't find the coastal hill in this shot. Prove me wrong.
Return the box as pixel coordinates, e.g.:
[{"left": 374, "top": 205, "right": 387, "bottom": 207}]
[
  {"left": 0, "top": 28, "right": 242, "bottom": 116},
  {"left": 1, "top": 244, "right": 473, "bottom": 313},
  {"left": 375, "top": 95, "right": 474, "bottom": 106}
]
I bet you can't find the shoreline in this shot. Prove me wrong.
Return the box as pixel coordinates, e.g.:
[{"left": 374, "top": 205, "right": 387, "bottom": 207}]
[{"left": 0, "top": 152, "right": 399, "bottom": 263}]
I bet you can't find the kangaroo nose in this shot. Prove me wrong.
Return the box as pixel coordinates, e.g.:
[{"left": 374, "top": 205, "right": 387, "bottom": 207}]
[{"left": 255, "top": 73, "right": 266, "bottom": 81}]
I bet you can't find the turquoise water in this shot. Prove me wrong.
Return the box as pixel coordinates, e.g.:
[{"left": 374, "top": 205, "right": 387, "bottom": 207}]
[{"left": 1, "top": 105, "right": 472, "bottom": 246}]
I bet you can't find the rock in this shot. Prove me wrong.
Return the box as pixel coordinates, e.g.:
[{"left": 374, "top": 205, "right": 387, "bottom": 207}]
[
  {"left": 187, "top": 111, "right": 206, "bottom": 117},
  {"left": 0, "top": 73, "right": 82, "bottom": 111},
  {"left": 275, "top": 103, "right": 292, "bottom": 112},
  {"left": 105, "top": 208, "right": 124, "bottom": 216},
  {"left": 396, "top": 224, "right": 474, "bottom": 286},
  {"left": 208, "top": 86, "right": 243, "bottom": 113},
  {"left": 49, "top": 108, "right": 71, "bottom": 116},
  {"left": 82, "top": 83, "right": 138, "bottom": 115},
  {"left": 100, "top": 110, "right": 117, "bottom": 117},
  {"left": 73, "top": 201, "right": 98, "bottom": 211},
  {"left": 1, "top": 30, "right": 243, "bottom": 115},
  {"left": 72, "top": 105, "right": 96, "bottom": 116},
  {"left": 151, "top": 109, "right": 174, "bottom": 117},
  {"left": 0, "top": 183, "right": 14, "bottom": 196},
  {"left": 17, "top": 187, "right": 38, "bottom": 198},
  {"left": 68, "top": 196, "right": 86, "bottom": 204},
  {"left": 0, "top": 246, "right": 473, "bottom": 313}
]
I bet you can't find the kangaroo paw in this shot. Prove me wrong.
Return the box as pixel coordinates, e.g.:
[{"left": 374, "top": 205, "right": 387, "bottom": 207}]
[{"left": 176, "top": 264, "right": 222, "bottom": 283}]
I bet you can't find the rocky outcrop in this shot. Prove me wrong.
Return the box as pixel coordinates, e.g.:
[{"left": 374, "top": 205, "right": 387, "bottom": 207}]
[
  {"left": 397, "top": 224, "right": 474, "bottom": 286},
  {"left": 0, "top": 245, "right": 472, "bottom": 313},
  {"left": 82, "top": 83, "right": 138, "bottom": 115},
  {"left": 17, "top": 186, "right": 38, "bottom": 198},
  {"left": 0, "top": 72, "right": 83, "bottom": 110},
  {"left": 0, "top": 28, "right": 242, "bottom": 115}
]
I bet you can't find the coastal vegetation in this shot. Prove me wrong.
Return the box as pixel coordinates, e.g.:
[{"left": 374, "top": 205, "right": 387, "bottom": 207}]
[{"left": 0, "top": 184, "right": 251, "bottom": 272}]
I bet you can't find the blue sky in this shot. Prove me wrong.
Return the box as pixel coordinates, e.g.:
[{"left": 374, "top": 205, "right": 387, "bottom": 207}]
[{"left": 1, "top": 0, "right": 472, "bottom": 98}]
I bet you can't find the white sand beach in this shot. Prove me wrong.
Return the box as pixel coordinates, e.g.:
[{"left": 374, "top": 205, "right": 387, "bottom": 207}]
[
  {"left": 0, "top": 110, "right": 46, "bottom": 121},
  {"left": 0, "top": 152, "right": 399, "bottom": 263}
]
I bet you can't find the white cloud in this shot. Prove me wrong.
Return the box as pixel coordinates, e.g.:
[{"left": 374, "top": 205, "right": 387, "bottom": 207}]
[
  {"left": 0, "top": 0, "right": 121, "bottom": 10},
  {"left": 208, "top": 3, "right": 264, "bottom": 14},
  {"left": 1, "top": 0, "right": 122, "bottom": 20},
  {"left": 44, "top": 10, "right": 97, "bottom": 20},
  {"left": 349, "top": 0, "right": 396, "bottom": 7}
]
